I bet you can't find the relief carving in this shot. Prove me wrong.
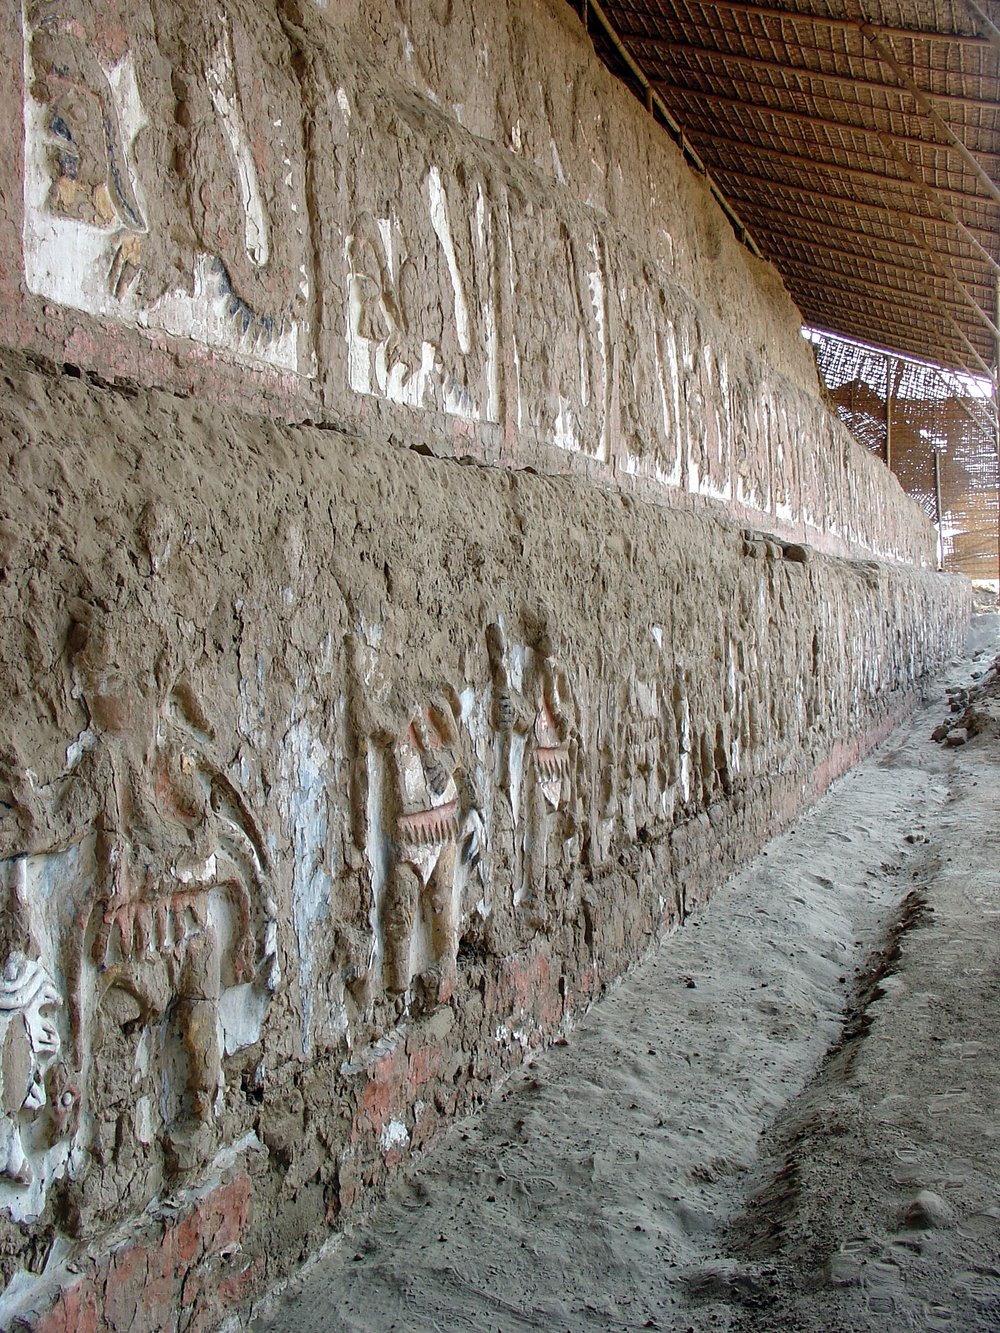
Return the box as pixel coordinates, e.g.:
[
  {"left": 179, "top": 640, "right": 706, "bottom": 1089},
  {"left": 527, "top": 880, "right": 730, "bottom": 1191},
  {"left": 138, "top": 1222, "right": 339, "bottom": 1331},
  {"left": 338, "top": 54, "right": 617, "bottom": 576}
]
[
  {"left": 0, "top": 954, "right": 73, "bottom": 1189},
  {"left": 0, "top": 606, "right": 283, "bottom": 1214},
  {"left": 22, "top": 0, "right": 309, "bottom": 370},
  {"left": 508, "top": 197, "right": 607, "bottom": 454},
  {"left": 380, "top": 701, "right": 484, "bottom": 1007},
  {"left": 344, "top": 142, "right": 500, "bottom": 421},
  {"left": 80, "top": 684, "right": 279, "bottom": 1176},
  {"left": 487, "top": 624, "right": 579, "bottom": 929}
]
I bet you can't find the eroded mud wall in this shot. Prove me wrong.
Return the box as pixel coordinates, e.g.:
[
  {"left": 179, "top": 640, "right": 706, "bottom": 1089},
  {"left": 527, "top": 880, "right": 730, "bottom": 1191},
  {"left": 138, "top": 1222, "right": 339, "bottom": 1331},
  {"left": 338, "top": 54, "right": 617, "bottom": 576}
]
[
  {"left": 0, "top": 0, "right": 970, "bottom": 1326},
  {"left": 0, "top": 355, "right": 968, "bottom": 1326}
]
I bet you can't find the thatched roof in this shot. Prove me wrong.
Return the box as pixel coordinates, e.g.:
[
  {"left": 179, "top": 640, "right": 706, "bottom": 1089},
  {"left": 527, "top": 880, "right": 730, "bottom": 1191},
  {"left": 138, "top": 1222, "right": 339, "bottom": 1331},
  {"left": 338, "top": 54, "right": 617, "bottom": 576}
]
[{"left": 578, "top": 0, "right": 1000, "bottom": 377}]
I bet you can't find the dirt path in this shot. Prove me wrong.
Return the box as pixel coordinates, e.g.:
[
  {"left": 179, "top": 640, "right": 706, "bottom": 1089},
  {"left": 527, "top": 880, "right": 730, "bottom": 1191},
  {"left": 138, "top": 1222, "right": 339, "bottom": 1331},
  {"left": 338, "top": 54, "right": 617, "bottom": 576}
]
[{"left": 249, "top": 617, "right": 1000, "bottom": 1333}]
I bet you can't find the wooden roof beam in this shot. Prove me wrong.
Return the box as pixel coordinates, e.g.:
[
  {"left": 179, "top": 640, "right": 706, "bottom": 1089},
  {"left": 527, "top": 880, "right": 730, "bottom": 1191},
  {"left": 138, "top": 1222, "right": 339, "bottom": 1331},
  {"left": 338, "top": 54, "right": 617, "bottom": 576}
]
[
  {"left": 961, "top": 0, "right": 1000, "bottom": 56},
  {"left": 873, "top": 135, "right": 1000, "bottom": 274},
  {"left": 687, "top": 126, "right": 1000, "bottom": 208},
  {"left": 754, "top": 226, "right": 1000, "bottom": 332},
  {"left": 713, "top": 164, "right": 1000, "bottom": 276},
  {"left": 795, "top": 292, "right": 972, "bottom": 368},
  {"left": 627, "top": 35, "right": 998, "bottom": 110},
  {"left": 584, "top": 0, "right": 763, "bottom": 256},
  {"left": 658, "top": 86, "right": 1000, "bottom": 164},
  {"left": 784, "top": 254, "right": 997, "bottom": 335},
  {"left": 791, "top": 271, "right": 994, "bottom": 374},
  {"left": 858, "top": 24, "right": 1000, "bottom": 207},
  {"left": 716, "top": 167, "right": 1000, "bottom": 247},
  {"left": 782, "top": 257, "right": 976, "bottom": 321},
  {"left": 693, "top": 123, "right": 997, "bottom": 199},
  {"left": 736, "top": 196, "right": 986, "bottom": 274},
  {"left": 653, "top": 0, "right": 992, "bottom": 48},
  {"left": 656, "top": 62, "right": 1000, "bottom": 208}
]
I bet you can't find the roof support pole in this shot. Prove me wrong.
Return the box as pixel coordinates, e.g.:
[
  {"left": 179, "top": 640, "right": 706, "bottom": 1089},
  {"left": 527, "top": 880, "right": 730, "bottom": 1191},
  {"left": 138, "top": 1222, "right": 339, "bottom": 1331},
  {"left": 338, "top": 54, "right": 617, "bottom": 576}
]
[
  {"left": 885, "top": 355, "right": 902, "bottom": 471},
  {"left": 859, "top": 24, "right": 1000, "bottom": 207},
  {"left": 995, "top": 276, "right": 1000, "bottom": 589},
  {"left": 961, "top": 0, "right": 1000, "bottom": 56},
  {"left": 933, "top": 446, "right": 945, "bottom": 570}
]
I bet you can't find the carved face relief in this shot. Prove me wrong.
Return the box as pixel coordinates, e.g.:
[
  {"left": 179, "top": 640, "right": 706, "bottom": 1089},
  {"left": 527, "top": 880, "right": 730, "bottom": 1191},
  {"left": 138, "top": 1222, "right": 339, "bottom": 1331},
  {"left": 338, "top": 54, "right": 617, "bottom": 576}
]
[{"left": 0, "top": 954, "right": 74, "bottom": 1208}]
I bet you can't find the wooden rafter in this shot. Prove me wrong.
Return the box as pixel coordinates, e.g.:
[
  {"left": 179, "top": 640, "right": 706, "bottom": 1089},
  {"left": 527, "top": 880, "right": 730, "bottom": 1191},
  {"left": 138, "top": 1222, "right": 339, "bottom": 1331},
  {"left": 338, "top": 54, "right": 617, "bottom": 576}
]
[
  {"left": 715, "top": 167, "right": 1000, "bottom": 287},
  {"left": 716, "top": 167, "right": 998, "bottom": 244},
  {"left": 857, "top": 23, "right": 1000, "bottom": 206},
  {"left": 647, "top": 0, "right": 993, "bottom": 47},
  {"left": 582, "top": 0, "right": 1000, "bottom": 372},
  {"left": 655, "top": 85, "right": 1000, "bottom": 165},
  {"left": 736, "top": 196, "right": 985, "bottom": 274},
  {"left": 692, "top": 130, "right": 999, "bottom": 208},
  {"left": 626, "top": 35, "right": 999, "bottom": 109},
  {"left": 755, "top": 227, "right": 999, "bottom": 330}
]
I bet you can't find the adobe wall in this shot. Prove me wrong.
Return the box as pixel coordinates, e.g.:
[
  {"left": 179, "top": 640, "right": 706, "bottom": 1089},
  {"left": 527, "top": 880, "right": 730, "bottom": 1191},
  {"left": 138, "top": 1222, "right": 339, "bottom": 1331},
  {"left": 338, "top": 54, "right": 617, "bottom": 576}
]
[
  {"left": 0, "top": 0, "right": 970, "bottom": 1327},
  {"left": 2, "top": 0, "right": 934, "bottom": 564}
]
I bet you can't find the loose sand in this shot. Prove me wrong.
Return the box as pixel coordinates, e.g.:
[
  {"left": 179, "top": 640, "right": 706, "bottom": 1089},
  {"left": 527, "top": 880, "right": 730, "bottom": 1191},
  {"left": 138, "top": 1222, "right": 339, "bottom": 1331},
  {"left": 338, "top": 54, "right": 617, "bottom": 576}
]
[{"left": 252, "top": 615, "right": 1000, "bottom": 1333}]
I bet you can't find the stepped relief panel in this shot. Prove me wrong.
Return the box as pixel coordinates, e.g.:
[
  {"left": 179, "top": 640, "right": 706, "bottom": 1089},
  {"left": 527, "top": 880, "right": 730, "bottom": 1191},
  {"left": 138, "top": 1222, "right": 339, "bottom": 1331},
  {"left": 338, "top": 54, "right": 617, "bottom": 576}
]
[{"left": 20, "top": 0, "right": 311, "bottom": 371}]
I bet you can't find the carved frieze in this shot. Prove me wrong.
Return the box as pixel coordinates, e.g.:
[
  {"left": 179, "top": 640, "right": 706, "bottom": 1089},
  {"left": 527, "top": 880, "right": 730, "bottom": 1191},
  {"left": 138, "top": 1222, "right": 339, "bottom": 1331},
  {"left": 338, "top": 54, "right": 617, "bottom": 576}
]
[{"left": 21, "top": 0, "right": 310, "bottom": 371}]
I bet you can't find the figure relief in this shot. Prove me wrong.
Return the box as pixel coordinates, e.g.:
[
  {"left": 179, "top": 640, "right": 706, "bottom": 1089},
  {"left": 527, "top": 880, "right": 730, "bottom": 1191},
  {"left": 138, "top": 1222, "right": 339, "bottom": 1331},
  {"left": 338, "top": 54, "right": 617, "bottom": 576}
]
[
  {"left": 63, "top": 608, "right": 279, "bottom": 1182},
  {"left": 380, "top": 701, "right": 484, "bottom": 1009},
  {"left": 533, "top": 692, "right": 572, "bottom": 814},
  {"left": 487, "top": 623, "right": 579, "bottom": 929},
  {"left": 509, "top": 199, "right": 606, "bottom": 453},
  {"left": 344, "top": 145, "right": 500, "bottom": 422}
]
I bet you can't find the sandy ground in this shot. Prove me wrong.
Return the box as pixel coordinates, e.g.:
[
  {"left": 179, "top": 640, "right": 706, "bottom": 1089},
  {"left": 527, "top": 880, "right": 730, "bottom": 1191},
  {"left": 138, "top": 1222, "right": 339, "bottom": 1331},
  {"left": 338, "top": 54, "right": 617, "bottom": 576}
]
[{"left": 251, "top": 615, "right": 1000, "bottom": 1333}]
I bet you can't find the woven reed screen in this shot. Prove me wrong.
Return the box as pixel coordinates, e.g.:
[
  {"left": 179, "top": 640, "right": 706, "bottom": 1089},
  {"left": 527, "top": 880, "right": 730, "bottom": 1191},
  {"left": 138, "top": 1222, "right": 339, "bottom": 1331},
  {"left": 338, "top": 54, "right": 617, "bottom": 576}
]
[{"left": 809, "top": 329, "right": 999, "bottom": 580}]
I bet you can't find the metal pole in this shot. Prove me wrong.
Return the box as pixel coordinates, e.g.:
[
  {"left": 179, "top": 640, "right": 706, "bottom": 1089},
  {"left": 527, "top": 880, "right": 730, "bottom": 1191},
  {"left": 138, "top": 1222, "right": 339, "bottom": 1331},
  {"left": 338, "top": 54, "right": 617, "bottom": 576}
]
[{"left": 933, "top": 447, "right": 945, "bottom": 571}]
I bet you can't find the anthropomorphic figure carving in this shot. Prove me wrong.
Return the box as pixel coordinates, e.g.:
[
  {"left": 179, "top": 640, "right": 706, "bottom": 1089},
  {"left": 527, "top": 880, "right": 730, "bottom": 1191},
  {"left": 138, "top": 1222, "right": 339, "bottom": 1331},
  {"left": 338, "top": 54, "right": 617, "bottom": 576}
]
[
  {"left": 22, "top": 0, "right": 306, "bottom": 364},
  {"left": 67, "top": 608, "right": 278, "bottom": 1177},
  {"left": 487, "top": 624, "right": 578, "bottom": 929},
  {"left": 381, "top": 702, "right": 483, "bottom": 1006}
]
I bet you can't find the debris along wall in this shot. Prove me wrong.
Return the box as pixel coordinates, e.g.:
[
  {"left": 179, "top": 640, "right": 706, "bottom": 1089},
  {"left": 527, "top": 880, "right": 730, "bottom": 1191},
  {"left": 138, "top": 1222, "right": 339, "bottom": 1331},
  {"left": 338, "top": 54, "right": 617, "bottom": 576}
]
[
  {"left": 3, "top": 0, "right": 935, "bottom": 565},
  {"left": 0, "top": 352, "right": 969, "bottom": 1328}
]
